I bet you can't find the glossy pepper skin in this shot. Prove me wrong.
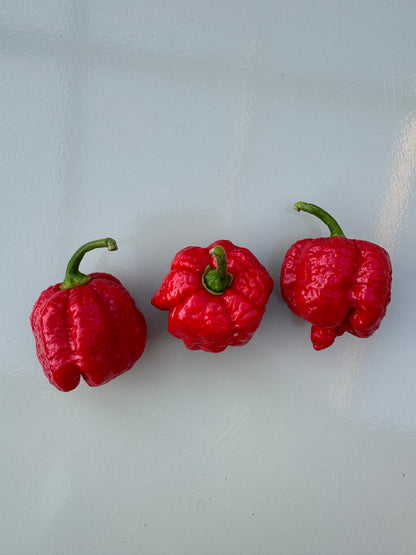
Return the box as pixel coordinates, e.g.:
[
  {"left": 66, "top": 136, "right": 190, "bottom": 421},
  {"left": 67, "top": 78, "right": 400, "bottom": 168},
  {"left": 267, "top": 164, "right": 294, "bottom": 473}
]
[
  {"left": 30, "top": 238, "right": 147, "bottom": 391},
  {"left": 280, "top": 202, "right": 392, "bottom": 351},
  {"left": 151, "top": 239, "right": 274, "bottom": 352}
]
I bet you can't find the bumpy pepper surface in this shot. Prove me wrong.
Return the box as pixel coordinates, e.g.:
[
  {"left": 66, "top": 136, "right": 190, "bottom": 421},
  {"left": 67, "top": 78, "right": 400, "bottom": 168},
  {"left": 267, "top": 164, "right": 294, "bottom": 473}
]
[
  {"left": 30, "top": 238, "right": 147, "bottom": 391},
  {"left": 280, "top": 202, "right": 392, "bottom": 350},
  {"left": 151, "top": 239, "right": 274, "bottom": 352}
]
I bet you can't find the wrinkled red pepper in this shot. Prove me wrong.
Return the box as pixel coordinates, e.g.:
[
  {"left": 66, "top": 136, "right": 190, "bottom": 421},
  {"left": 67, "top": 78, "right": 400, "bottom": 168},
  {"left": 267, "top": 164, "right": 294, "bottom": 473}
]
[
  {"left": 151, "top": 239, "right": 274, "bottom": 352},
  {"left": 280, "top": 202, "right": 392, "bottom": 350},
  {"left": 30, "top": 238, "right": 147, "bottom": 391}
]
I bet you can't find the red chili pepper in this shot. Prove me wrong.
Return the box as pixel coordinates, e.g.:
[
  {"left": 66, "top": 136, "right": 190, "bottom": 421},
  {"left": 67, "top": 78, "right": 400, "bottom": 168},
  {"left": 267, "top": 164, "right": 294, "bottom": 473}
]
[
  {"left": 280, "top": 202, "right": 392, "bottom": 351},
  {"left": 151, "top": 239, "right": 274, "bottom": 352},
  {"left": 30, "top": 238, "right": 147, "bottom": 391}
]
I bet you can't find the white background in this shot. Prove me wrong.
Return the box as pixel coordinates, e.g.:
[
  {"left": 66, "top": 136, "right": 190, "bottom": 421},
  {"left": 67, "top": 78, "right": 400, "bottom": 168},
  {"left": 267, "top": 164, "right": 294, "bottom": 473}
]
[{"left": 1, "top": 2, "right": 416, "bottom": 554}]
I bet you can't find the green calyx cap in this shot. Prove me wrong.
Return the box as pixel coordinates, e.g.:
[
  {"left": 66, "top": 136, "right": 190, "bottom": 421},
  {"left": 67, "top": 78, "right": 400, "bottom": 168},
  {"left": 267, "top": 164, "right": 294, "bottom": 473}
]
[
  {"left": 294, "top": 201, "right": 345, "bottom": 237},
  {"left": 60, "top": 237, "right": 118, "bottom": 290},
  {"left": 202, "top": 245, "right": 233, "bottom": 295}
]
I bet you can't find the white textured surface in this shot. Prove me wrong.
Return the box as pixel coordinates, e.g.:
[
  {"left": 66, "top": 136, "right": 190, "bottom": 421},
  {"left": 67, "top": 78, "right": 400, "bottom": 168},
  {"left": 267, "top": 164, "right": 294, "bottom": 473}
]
[{"left": 2, "top": 2, "right": 416, "bottom": 554}]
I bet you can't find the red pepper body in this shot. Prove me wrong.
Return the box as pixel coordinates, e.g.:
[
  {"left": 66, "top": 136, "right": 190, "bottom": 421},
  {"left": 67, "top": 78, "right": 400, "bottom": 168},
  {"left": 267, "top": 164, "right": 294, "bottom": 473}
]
[
  {"left": 30, "top": 239, "right": 146, "bottom": 391},
  {"left": 151, "top": 239, "right": 274, "bottom": 353},
  {"left": 280, "top": 203, "right": 392, "bottom": 350}
]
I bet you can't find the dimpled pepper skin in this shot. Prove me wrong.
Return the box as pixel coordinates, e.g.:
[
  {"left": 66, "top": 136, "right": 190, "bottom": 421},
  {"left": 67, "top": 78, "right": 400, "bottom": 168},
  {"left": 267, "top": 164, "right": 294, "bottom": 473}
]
[
  {"left": 151, "top": 239, "right": 274, "bottom": 352},
  {"left": 30, "top": 238, "right": 147, "bottom": 391},
  {"left": 280, "top": 202, "right": 392, "bottom": 351}
]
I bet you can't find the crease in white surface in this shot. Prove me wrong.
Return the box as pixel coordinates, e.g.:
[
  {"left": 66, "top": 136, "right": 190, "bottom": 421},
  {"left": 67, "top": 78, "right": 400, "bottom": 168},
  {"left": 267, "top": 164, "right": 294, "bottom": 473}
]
[
  {"left": 223, "top": 35, "right": 262, "bottom": 230},
  {"left": 214, "top": 410, "right": 250, "bottom": 445},
  {"left": 376, "top": 110, "right": 416, "bottom": 252},
  {"left": 333, "top": 341, "right": 367, "bottom": 412},
  {"left": 214, "top": 402, "right": 250, "bottom": 445},
  {"left": 33, "top": 453, "right": 71, "bottom": 536}
]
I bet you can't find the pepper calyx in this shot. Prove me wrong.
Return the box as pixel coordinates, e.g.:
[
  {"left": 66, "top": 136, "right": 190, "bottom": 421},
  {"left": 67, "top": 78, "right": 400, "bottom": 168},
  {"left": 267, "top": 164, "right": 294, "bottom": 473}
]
[{"left": 202, "top": 245, "right": 233, "bottom": 295}]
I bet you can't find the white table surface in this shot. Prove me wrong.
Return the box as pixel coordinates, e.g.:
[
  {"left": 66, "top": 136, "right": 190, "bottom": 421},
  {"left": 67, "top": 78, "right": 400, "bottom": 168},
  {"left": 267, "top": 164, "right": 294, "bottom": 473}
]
[{"left": 2, "top": 2, "right": 416, "bottom": 554}]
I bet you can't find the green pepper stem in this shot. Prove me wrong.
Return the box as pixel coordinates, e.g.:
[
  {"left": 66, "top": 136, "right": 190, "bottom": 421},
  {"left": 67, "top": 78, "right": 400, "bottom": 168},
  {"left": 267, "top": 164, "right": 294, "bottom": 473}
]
[
  {"left": 294, "top": 202, "right": 345, "bottom": 237},
  {"left": 60, "top": 238, "right": 118, "bottom": 290},
  {"left": 202, "top": 245, "right": 233, "bottom": 295}
]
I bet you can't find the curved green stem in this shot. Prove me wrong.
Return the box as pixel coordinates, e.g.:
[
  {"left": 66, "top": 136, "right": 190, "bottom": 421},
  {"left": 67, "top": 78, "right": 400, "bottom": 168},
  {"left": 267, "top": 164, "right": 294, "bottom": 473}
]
[
  {"left": 202, "top": 245, "right": 233, "bottom": 295},
  {"left": 294, "top": 202, "right": 345, "bottom": 237},
  {"left": 60, "top": 238, "right": 118, "bottom": 290}
]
